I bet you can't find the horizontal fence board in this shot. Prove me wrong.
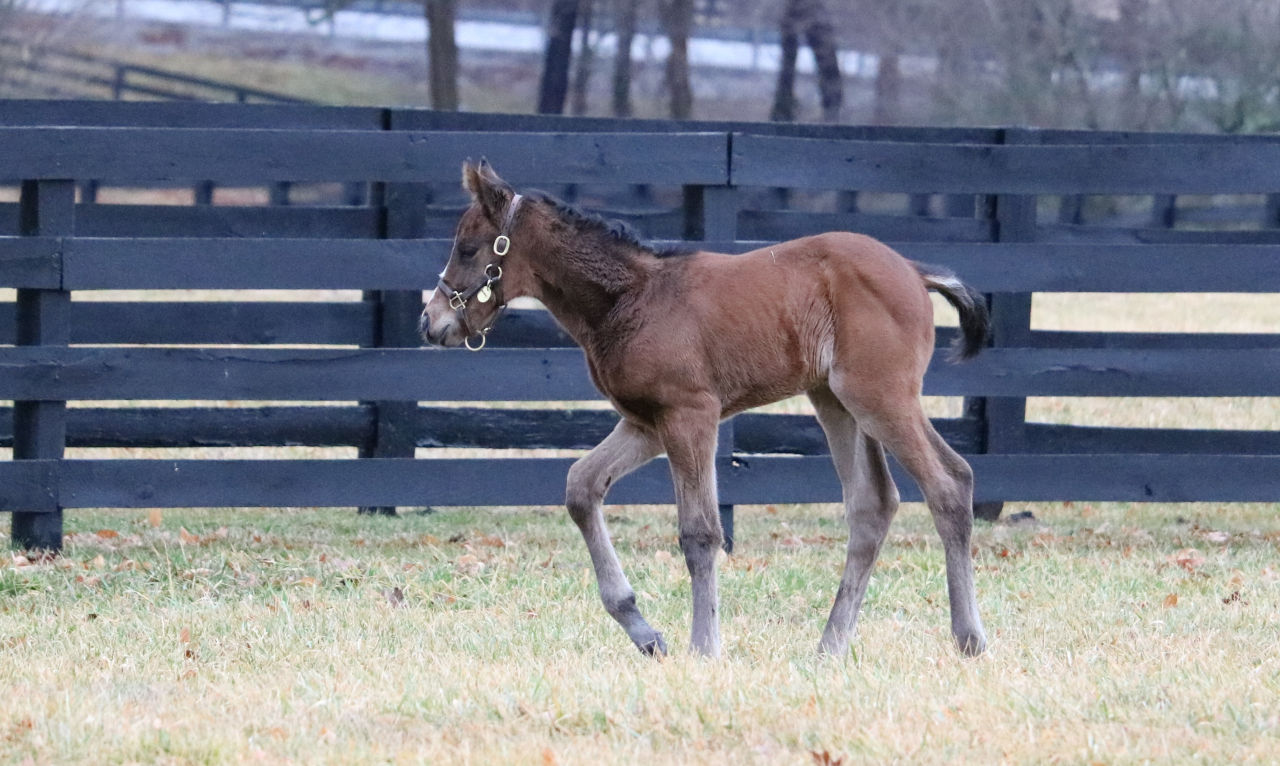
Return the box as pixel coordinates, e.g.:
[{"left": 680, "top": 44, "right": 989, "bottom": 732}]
[
  {"left": 0, "top": 237, "right": 61, "bottom": 288},
  {"left": 46, "top": 237, "right": 1280, "bottom": 293},
  {"left": 62, "top": 237, "right": 448, "bottom": 289},
  {"left": 49, "top": 406, "right": 373, "bottom": 448},
  {"left": 0, "top": 405, "right": 979, "bottom": 455},
  {"left": 926, "top": 348, "right": 1280, "bottom": 396},
  {"left": 1030, "top": 330, "right": 1280, "bottom": 350},
  {"left": 892, "top": 243, "right": 1280, "bottom": 292},
  {"left": 1, "top": 347, "right": 1278, "bottom": 400},
  {"left": 0, "top": 99, "right": 385, "bottom": 129},
  {"left": 0, "top": 128, "right": 730, "bottom": 185},
  {"left": 81, "top": 302, "right": 375, "bottom": 346},
  {"left": 1038, "top": 224, "right": 1280, "bottom": 246},
  {"left": 0, "top": 347, "right": 604, "bottom": 401},
  {"left": 723, "top": 454, "right": 1280, "bottom": 504},
  {"left": 1026, "top": 424, "right": 1280, "bottom": 455},
  {"left": 3, "top": 454, "right": 1278, "bottom": 510},
  {"left": 733, "top": 134, "right": 1280, "bottom": 194},
  {"left": 0, "top": 203, "right": 384, "bottom": 239}
]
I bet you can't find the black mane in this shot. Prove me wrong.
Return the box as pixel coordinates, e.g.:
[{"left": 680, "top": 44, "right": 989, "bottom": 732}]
[{"left": 527, "top": 190, "right": 691, "bottom": 258}]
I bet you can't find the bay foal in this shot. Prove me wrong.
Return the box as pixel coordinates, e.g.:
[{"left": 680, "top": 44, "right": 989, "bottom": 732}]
[{"left": 421, "top": 160, "right": 990, "bottom": 658}]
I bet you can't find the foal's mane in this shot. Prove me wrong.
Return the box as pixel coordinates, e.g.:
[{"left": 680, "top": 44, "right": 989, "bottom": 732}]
[{"left": 527, "top": 190, "right": 691, "bottom": 259}]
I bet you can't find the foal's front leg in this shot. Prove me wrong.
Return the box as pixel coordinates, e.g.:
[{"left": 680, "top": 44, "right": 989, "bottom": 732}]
[
  {"left": 658, "top": 409, "right": 724, "bottom": 658},
  {"left": 565, "top": 419, "right": 667, "bottom": 655}
]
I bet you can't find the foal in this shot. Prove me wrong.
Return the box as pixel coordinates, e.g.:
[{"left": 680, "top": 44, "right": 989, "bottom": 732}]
[{"left": 421, "top": 160, "right": 990, "bottom": 658}]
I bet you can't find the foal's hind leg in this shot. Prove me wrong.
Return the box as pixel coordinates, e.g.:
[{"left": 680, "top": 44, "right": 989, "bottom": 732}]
[
  {"left": 809, "top": 386, "right": 900, "bottom": 656},
  {"left": 829, "top": 379, "right": 987, "bottom": 657},
  {"left": 566, "top": 419, "right": 666, "bottom": 655}
]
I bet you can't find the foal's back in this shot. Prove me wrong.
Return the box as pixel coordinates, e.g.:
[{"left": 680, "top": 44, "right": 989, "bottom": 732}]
[{"left": 619, "top": 232, "right": 938, "bottom": 418}]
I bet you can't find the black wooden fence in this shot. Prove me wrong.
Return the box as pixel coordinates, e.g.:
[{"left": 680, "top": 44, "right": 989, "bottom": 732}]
[{"left": 2, "top": 100, "right": 1279, "bottom": 551}]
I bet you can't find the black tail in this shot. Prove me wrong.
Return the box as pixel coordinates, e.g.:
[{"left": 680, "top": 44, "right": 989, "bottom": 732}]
[{"left": 914, "top": 262, "right": 990, "bottom": 362}]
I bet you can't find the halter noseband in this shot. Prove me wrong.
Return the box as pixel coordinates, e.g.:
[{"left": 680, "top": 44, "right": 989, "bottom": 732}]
[{"left": 437, "top": 193, "right": 523, "bottom": 351}]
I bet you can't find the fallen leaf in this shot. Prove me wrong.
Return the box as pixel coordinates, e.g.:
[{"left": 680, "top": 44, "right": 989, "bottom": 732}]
[
  {"left": 476, "top": 534, "right": 506, "bottom": 548},
  {"left": 179, "top": 527, "right": 200, "bottom": 545},
  {"left": 654, "top": 550, "right": 673, "bottom": 563},
  {"left": 89, "top": 555, "right": 106, "bottom": 570},
  {"left": 148, "top": 509, "right": 163, "bottom": 528},
  {"left": 383, "top": 587, "right": 406, "bottom": 607},
  {"left": 293, "top": 576, "right": 318, "bottom": 587},
  {"left": 1170, "top": 548, "right": 1206, "bottom": 572},
  {"left": 1204, "top": 530, "right": 1230, "bottom": 544},
  {"left": 179, "top": 627, "right": 191, "bottom": 643},
  {"left": 1163, "top": 593, "right": 1179, "bottom": 608},
  {"left": 541, "top": 748, "right": 558, "bottom": 766},
  {"left": 95, "top": 529, "right": 119, "bottom": 539},
  {"left": 766, "top": 505, "right": 779, "bottom": 515},
  {"left": 810, "top": 750, "right": 844, "bottom": 766}
]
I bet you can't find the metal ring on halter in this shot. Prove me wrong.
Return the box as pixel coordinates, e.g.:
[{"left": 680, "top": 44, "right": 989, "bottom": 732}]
[
  {"left": 493, "top": 235, "right": 510, "bottom": 257},
  {"left": 464, "top": 329, "right": 489, "bottom": 352},
  {"left": 485, "top": 263, "right": 503, "bottom": 281}
]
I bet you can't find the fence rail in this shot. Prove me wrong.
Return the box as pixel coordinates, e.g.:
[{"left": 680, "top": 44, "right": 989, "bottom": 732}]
[{"left": 2, "top": 100, "right": 1278, "bottom": 551}]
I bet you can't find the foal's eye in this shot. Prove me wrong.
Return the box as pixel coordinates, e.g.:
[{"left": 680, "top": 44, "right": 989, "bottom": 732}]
[{"left": 458, "top": 244, "right": 480, "bottom": 260}]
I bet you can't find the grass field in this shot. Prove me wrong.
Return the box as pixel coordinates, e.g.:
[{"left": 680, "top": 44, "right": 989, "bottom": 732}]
[{"left": 2, "top": 500, "right": 1278, "bottom": 764}]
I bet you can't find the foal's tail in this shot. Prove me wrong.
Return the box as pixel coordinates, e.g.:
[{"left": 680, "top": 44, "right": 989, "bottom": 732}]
[{"left": 914, "top": 262, "right": 990, "bottom": 362}]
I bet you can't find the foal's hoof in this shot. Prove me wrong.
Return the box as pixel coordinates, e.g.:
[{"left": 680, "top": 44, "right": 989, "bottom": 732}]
[
  {"left": 955, "top": 631, "right": 987, "bottom": 658},
  {"left": 637, "top": 633, "right": 668, "bottom": 658}
]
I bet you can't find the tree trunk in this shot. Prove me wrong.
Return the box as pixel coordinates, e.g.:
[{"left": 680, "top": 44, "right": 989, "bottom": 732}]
[
  {"left": 424, "top": 0, "right": 459, "bottom": 110},
  {"left": 661, "top": 0, "right": 693, "bottom": 119},
  {"left": 538, "top": 0, "right": 580, "bottom": 114},
  {"left": 770, "top": 0, "right": 801, "bottom": 121},
  {"left": 804, "top": 1, "right": 842, "bottom": 122},
  {"left": 611, "top": 0, "right": 638, "bottom": 117},
  {"left": 570, "top": 0, "right": 596, "bottom": 116},
  {"left": 873, "top": 49, "right": 901, "bottom": 125}
]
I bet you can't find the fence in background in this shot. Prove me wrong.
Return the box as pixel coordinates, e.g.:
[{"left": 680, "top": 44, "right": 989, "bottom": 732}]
[
  {"left": 0, "top": 39, "right": 312, "bottom": 104},
  {"left": 2, "top": 100, "right": 1279, "bottom": 551}
]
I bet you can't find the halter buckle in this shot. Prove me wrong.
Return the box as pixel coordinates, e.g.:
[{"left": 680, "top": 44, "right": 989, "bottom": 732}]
[
  {"left": 449, "top": 292, "right": 466, "bottom": 311},
  {"left": 493, "top": 234, "right": 510, "bottom": 256}
]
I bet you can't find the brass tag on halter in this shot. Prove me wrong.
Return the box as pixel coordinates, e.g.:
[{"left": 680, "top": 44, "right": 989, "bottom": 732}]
[{"left": 476, "top": 284, "right": 493, "bottom": 303}]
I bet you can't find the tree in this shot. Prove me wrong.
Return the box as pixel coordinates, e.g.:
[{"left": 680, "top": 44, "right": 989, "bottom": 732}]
[
  {"left": 538, "top": 0, "right": 580, "bottom": 114},
  {"left": 570, "top": 0, "right": 596, "bottom": 115},
  {"left": 769, "top": 0, "right": 842, "bottom": 123},
  {"left": 659, "top": 0, "right": 693, "bottom": 119},
  {"left": 611, "top": 0, "right": 639, "bottom": 117},
  {"left": 424, "top": 0, "right": 459, "bottom": 110}
]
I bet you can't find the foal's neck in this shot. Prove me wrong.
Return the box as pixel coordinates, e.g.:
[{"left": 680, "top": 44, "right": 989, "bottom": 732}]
[{"left": 530, "top": 240, "right": 653, "bottom": 347}]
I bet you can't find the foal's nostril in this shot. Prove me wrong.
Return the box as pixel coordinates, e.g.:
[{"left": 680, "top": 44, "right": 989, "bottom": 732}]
[{"left": 417, "top": 311, "right": 431, "bottom": 342}]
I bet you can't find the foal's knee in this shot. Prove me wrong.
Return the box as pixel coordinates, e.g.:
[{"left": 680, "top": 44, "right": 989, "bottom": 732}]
[
  {"left": 678, "top": 528, "right": 723, "bottom": 573},
  {"left": 565, "top": 459, "right": 604, "bottom": 524}
]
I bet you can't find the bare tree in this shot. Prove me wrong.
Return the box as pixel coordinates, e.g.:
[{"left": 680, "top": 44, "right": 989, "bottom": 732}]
[
  {"left": 611, "top": 0, "right": 638, "bottom": 117},
  {"left": 570, "top": 0, "right": 596, "bottom": 115},
  {"left": 659, "top": 0, "right": 693, "bottom": 119},
  {"left": 424, "top": 0, "right": 459, "bottom": 110},
  {"left": 770, "top": 0, "right": 842, "bottom": 122},
  {"left": 538, "top": 0, "right": 580, "bottom": 114}
]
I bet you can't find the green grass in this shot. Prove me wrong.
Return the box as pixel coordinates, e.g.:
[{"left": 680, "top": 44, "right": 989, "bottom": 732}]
[{"left": 3, "top": 501, "right": 1279, "bottom": 764}]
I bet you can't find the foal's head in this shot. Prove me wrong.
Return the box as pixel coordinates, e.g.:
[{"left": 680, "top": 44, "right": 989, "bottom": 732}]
[{"left": 419, "top": 160, "right": 527, "bottom": 350}]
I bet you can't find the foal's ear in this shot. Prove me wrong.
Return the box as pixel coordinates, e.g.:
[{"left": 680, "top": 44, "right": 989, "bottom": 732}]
[{"left": 461, "top": 158, "right": 514, "bottom": 222}]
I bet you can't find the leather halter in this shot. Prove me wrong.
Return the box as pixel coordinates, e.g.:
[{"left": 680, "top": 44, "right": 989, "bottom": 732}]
[{"left": 436, "top": 193, "right": 523, "bottom": 351}]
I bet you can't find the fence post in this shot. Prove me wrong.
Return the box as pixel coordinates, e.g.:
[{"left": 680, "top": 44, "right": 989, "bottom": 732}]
[
  {"left": 683, "top": 180, "right": 739, "bottom": 551},
  {"left": 971, "top": 128, "right": 1037, "bottom": 522},
  {"left": 358, "top": 179, "right": 427, "bottom": 515},
  {"left": 11, "top": 179, "right": 74, "bottom": 552}
]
